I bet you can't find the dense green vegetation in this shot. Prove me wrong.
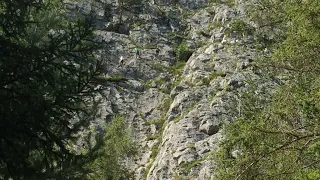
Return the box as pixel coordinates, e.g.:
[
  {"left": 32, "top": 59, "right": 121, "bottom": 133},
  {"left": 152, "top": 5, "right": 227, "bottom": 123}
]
[
  {"left": 87, "top": 116, "right": 137, "bottom": 180},
  {"left": 216, "top": 0, "right": 320, "bottom": 179},
  {"left": 0, "top": 0, "right": 135, "bottom": 179},
  {"left": 174, "top": 40, "right": 193, "bottom": 62}
]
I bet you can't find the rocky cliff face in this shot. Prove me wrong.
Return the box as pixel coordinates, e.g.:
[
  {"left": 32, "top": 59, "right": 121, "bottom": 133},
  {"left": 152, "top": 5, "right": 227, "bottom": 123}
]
[{"left": 77, "top": 0, "right": 264, "bottom": 179}]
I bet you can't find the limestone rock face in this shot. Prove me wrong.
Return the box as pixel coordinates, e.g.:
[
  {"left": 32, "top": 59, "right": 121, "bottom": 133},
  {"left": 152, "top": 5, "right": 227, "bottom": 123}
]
[{"left": 79, "top": 0, "right": 265, "bottom": 179}]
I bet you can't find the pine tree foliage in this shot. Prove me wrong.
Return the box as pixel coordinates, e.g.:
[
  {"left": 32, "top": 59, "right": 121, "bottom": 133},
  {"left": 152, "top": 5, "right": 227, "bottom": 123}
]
[
  {"left": 247, "top": 0, "right": 288, "bottom": 47},
  {"left": 216, "top": 0, "right": 320, "bottom": 179},
  {"left": 87, "top": 116, "right": 137, "bottom": 180},
  {"left": 0, "top": 0, "right": 135, "bottom": 179}
]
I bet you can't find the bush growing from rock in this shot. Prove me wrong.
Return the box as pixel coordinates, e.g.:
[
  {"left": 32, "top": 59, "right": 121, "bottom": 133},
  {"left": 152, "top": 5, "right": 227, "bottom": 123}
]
[{"left": 174, "top": 40, "right": 193, "bottom": 62}]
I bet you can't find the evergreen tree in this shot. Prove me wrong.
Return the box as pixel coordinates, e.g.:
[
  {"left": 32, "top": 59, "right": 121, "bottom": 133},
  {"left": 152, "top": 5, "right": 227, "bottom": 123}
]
[
  {"left": 0, "top": 0, "right": 135, "bottom": 179},
  {"left": 216, "top": 0, "right": 320, "bottom": 179},
  {"left": 87, "top": 116, "right": 137, "bottom": 180}
]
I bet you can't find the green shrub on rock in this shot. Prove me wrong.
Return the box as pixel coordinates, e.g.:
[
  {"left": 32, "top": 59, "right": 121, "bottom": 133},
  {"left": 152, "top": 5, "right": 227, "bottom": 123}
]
[{"left": 175, "top": 40, "right": 193, "bottom": 62}]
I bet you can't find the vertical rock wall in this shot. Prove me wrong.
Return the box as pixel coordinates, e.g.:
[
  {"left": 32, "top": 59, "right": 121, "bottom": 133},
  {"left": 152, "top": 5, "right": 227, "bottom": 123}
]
[{"left": 79, "top": 0, "right": 264, "bottom": 179}]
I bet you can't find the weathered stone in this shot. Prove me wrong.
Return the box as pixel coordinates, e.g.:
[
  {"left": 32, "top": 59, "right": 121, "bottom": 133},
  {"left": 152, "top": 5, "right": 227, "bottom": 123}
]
[
  {"left": 170, "top": 84, "right": 186, "bottom": 99},
  {"left": 231, "top": 150, "right": 242, "bottom": 158},
  {"left": 213, "top": 5, "right": 235, "bottom": 23},
  {"left": 199, "top": 117, "right": 220, "bottom": 135},
  {"left": 82, "top": 1, "right": 262, "bottom": 179}
]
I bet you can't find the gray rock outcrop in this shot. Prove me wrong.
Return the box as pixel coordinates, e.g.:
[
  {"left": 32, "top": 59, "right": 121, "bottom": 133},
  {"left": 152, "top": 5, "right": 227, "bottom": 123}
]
[{"left": 79, "top": 0, "right": 267, "bottom": 179}]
